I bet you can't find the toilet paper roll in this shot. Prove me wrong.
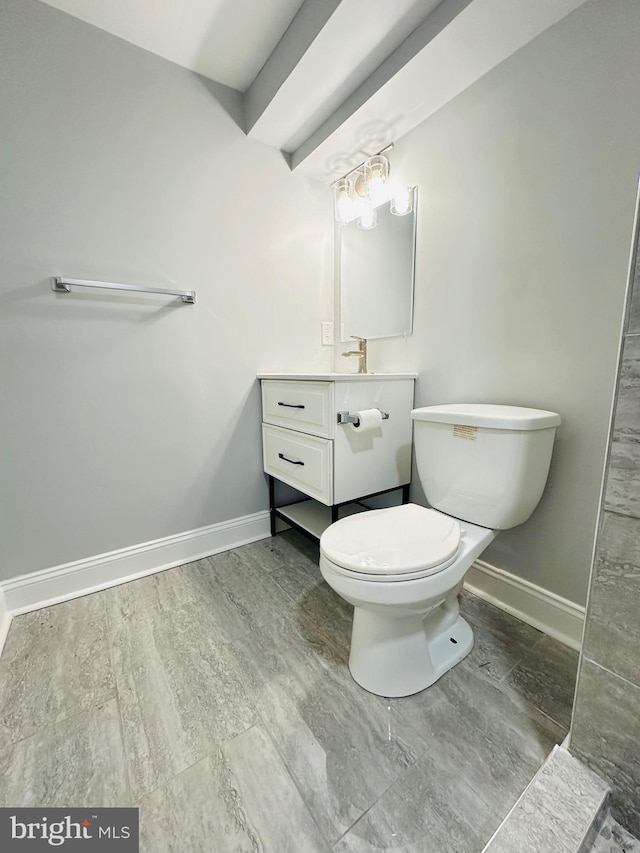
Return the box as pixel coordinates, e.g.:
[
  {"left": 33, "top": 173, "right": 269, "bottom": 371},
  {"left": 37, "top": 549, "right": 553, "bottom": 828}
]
[{"left": 349, "top": 408, "right": 383, "bottom": 433}]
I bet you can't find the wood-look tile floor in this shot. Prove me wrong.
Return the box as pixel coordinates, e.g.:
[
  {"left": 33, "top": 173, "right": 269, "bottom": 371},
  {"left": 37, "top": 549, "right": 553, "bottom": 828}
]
[{"left": 0, "top": 530, "right": 579, "bottom": 852}]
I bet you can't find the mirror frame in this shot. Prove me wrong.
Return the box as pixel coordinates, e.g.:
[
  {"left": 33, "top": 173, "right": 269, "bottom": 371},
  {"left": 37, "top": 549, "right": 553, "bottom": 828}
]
[{"left": 334, "top": 187, "right": 418, "bottom": 343}]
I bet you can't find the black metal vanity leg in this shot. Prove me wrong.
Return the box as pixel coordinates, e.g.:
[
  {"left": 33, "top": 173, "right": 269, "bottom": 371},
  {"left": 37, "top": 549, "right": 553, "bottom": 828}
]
[
  {"left": 331, "top": 505, "right": 339, "bottom": 524},
  {"left": 268, "top": 475, "right": 277, "bottom": 537},
  {"left": 402, "top": 484, "right": 411, "bottom": 504}
]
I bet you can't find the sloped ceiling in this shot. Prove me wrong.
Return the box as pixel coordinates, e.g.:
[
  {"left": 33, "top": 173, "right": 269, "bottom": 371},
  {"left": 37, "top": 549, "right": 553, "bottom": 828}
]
[
  {"left": 39, "top": 0, "right": 307, "bottom": 91},
  {"left": 39, "top": 0, "right": 590, "bottom": 182}
]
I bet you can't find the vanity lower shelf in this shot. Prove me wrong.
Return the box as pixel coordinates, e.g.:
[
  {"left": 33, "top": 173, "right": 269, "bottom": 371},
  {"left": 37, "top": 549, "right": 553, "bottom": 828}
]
[{"left": 274, "top": 499, "right": 368, "bottom": 540}]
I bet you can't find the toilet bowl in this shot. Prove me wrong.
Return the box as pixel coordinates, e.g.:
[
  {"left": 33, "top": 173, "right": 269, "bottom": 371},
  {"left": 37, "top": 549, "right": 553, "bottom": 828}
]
[
  {"left": 319, "top": 403, "right": 561, "bottom": 697},
  {"left": 320, "top": 503, "right": 495, "bottom": 696}
]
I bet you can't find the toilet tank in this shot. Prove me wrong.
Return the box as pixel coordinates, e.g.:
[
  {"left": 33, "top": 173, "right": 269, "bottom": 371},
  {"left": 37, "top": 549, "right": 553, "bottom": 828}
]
[{"left": 411, "top": 404, "right": 561, "bottom": 530}]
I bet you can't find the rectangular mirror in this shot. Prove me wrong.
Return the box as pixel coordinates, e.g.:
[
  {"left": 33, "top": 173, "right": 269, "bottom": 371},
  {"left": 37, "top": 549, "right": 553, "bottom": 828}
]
[{"left": 338, "top": 188, "right": 417, "bottom": 342}]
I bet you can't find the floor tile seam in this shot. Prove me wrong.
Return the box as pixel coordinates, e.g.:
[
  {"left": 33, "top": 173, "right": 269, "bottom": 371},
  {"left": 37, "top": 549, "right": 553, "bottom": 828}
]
[
  {"left": 216, "top": 584, "right": 267, "bottom": 631},
  {"left": 110, "top": 675, "right": 134, "bottom": 805},
  {"left": 227, "top": 620, "right": 351, "bottom": 725},
  {"left": 268, "top": 562, "right": 326, "bottom": 613},
  {"left": 215, "top": 610, "right": 301, "bottom": 650},
  {"left": 374, "top": 702, "right": 435, "bottom": 766},
  {"left": 0, "top": 689, "right": 119, "bottom": 753},
  {"left": 490, "top": 674, "right": 569, "bottom": 734},
  {"left": 213, "top": 544, "right": 288, "bottom": 579},
  {"left": 266, "top": 557, "right": 322, "bottom": 604},
  {"left": 491, "top": 667, "right": 571, "bottom": 732},
  {"left": 267, "top": 611, "right": 328, "bottom": 655},
  {"left": 456, "top": 776, "right": 509, "bottom": 847},
  {"left": 238, "top": 544, "right": 288, "bottom": 574},
  {"left": 212, "top": 554, "right": 303, "bottom": 623},
  {"left": 528, "top": 629, "right": 554, "bottom": 654},
  {"left": 295, "top": 582, "right": 353, "bottom": 626},
  {"left": 104, "top": 616, "right": 136, "bottom": 804},
  {"left": 103, "top": 605, "right": 255, "bottom": 805},
  {"left": 221, "top": 596, "right": 329, "bottom": 650},
  {"left": 109, "top": 603, "right": 256, "bottom": 645},
  {"left": 451, "top": 752, "right": 510, "bottom": 815},
  {"left": 131, "top": 750, "right": 216, "bottom": 807},
  {"left": 496, "top": 658, "right": 524, "bottom": 683},
  {"left": 266, "top": 571, "right": 311, "bottom": 611},
  {"left": 477, "top": 759, "right": 581, "bottom": 853},
  {"left": 228, "top": 711, "right": 340, "bottom": 853},
  {"left": 131, "top": 718, "right": 263, "bottom": 807},
  {"left": 530, "top": 702, "right": 569, "bottom": 736},
  {"left": 248, "top": 575, "right": 350, "bottom": 664},
  {"left": 242, "top": 705, "right": 337, "bottom": 849},
  {"left": 329, "top": 766, "right": 408, "bottom": 849},
  {"left": 294, "top": 610, "right": 353, "bottom": 663}
]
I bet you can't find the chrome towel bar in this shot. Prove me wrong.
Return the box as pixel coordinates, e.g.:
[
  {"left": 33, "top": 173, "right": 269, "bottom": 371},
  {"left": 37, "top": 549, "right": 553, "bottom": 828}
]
[{"left": 52, "top": 276, "right": 196, "bottom": 304}]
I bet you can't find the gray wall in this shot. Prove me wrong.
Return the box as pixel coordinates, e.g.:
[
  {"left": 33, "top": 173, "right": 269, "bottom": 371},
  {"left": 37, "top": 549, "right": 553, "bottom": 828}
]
[
  {"left": 365, "top": 0, "right": 640, "bottom": 606},
  {"left": 571, "top": 194, "right": 640, "bottom": 837},
  {"left": 0, "top": 0, "right": 332, "bottom": 580}
]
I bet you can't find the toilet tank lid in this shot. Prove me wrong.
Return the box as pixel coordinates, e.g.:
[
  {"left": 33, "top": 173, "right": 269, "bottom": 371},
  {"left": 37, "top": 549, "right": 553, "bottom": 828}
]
[{"left": 411, "top": 404, "right": 561, "bottom": 430}]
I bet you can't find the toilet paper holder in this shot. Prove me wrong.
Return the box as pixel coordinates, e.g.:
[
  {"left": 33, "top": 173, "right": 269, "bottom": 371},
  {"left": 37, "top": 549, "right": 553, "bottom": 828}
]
[{"left": 337, "top": 409, "right": 389, "bottom": 426}]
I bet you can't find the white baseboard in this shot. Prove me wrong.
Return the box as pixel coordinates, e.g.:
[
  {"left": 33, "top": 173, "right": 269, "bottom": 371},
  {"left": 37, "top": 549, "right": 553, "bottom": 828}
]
[
  {"left": 0, "top": 588, "right": 12, "bottom": 657},
  {"left": 464, "top": 559, "right": 585, "bottom": 650},
  {"left": 1, "top": 521, "right": 584, "bottom": 655},
  {"left": 2, "top": 511, "right": 271, "bottom": 616}
]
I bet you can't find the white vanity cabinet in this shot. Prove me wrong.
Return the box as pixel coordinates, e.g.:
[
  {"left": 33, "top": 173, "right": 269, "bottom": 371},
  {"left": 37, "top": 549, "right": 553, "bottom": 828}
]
[{"left": 258, "top": 373, "right": 416, "bottom": 539}]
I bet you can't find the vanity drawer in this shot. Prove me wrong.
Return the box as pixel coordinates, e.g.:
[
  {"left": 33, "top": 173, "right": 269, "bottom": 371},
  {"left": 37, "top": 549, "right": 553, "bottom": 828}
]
[
  {"left": 263, "top": 424, "right": 333, "bottom": 505},
  {"left": 262, "top": 380, "right": 332, "bottom": 438}
]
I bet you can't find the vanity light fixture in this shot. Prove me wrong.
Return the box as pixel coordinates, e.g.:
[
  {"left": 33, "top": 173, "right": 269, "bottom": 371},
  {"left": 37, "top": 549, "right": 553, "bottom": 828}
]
[{"left": 332, "top": 144, "right": 412, "bottom": 228}]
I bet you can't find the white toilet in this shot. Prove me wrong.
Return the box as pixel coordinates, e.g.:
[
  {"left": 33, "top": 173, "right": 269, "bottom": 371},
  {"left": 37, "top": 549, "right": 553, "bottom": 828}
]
[{"left": 319, "top": 403, "right": 561, "bottom": 698}]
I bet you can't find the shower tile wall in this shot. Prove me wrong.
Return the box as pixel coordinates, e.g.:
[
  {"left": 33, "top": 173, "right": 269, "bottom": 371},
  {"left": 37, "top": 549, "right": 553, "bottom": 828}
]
[{"left": 572, "top": 203, "right": 640, "bottom": 836}]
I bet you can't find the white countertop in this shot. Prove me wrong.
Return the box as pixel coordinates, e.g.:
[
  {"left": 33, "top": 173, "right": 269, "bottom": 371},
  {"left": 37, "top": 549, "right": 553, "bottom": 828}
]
[{"left": 257, "top": 372, "right": 417, "bottom": 381}]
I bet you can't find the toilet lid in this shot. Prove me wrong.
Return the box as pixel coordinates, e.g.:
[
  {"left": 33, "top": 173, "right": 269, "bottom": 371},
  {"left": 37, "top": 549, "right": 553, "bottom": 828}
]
[{"left": 320, "top": 504, "right": 461, "bottom": 577}]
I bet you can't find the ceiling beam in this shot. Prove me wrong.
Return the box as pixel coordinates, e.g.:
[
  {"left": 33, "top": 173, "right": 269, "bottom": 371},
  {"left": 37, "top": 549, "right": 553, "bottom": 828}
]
[
  {"left": 245, "top": 0, "right": 341, "bottom": 140},
  {"left": 289, "top": 0, "right": 591, "bottom": 182},
  {"left": 245, "top": 0, "right": 448, "bottom": 154}
]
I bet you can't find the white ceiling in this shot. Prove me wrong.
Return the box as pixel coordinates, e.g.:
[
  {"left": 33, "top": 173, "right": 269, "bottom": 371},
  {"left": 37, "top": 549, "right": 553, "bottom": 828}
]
[
  {"left": 39, "top": 0, "right": 590, "bottom": 182},
  {"left": 39, "top": 0, "right": 306, "bottom": 91}
]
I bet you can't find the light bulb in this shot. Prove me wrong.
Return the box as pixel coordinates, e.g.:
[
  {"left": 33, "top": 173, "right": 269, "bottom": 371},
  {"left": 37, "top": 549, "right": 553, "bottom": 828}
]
[
  {"left": 337, "top": 194, "right": 354, "bottom": 222},
  {"left": 333, "top": 178, "right": 353, "bottom": 224},
  {"left": 390, "top": 186, "right": 413, "bottom": 216},
  {"left": 358, "top": 205, "right": 377, "bottom": 230},
  {"left": 364, "top": 155, "right": 389, "bottom": 205},
  {"left": 367, "top": 177, "right": 387, "bottom": 206}
]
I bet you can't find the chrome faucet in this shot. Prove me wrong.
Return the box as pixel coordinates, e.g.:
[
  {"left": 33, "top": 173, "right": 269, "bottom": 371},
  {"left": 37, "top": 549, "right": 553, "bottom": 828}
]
[{"left": 342, "top": 335, "right": 367, "bottom": 374}]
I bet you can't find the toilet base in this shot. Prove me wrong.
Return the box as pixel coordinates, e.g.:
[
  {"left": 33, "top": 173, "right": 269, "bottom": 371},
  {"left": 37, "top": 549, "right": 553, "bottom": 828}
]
[{"left": 348, "top": 603, "right": 474, "bottom": 697}]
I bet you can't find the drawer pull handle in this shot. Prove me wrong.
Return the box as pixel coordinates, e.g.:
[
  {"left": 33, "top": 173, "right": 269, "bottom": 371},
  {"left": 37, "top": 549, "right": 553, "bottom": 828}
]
[
  {"left": 277, "top": 402, "right": 305, "bottom": 409},
  {"left": 278, "top": 453, "right": 305, "bottom": 466}
]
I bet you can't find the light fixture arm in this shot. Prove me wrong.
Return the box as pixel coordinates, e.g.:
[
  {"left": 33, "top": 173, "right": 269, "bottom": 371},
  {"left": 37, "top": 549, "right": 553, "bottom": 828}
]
[{"left": 331, "top": 143, "right": 394, "bottom": 187}]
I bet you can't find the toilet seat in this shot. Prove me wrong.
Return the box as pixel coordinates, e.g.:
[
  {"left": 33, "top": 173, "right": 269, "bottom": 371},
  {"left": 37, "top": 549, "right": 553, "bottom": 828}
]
[{"left": 320, "top": 504, "right": 462, "bottom": 582}]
